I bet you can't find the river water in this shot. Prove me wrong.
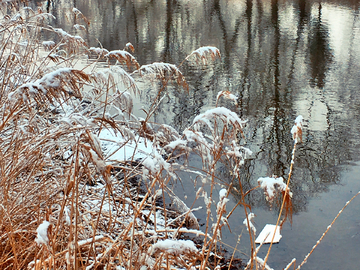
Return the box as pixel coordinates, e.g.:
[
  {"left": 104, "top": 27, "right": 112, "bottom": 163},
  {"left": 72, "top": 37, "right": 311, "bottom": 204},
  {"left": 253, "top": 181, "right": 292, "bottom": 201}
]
[{"left": 35, "top": 0, "right": 360, "bottom": 269}]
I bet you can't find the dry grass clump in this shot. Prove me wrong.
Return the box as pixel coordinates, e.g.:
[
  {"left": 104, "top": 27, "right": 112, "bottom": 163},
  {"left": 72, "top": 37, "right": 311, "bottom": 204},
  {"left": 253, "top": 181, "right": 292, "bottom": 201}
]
[{"left": 0, "top": 3, "right": 238, "bottom": 270}]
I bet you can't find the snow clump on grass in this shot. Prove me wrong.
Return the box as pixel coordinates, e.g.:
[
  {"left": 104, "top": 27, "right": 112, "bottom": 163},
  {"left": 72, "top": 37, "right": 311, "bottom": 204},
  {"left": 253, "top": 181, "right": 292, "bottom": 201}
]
[
  {"left": 243, "top": 213, "right": 256, "bottom": 235},
  {"left": 291, "top": 115, "right": 304, "bottom": 143},
  {"left": 150, "top": 239, "right": 198, "bottom": 255},
  {"left": 35, "top": 221, "right": 50, "bottom": 246},
  {"left": 258, "top": 176, "right": 292, "bottom": 202}
]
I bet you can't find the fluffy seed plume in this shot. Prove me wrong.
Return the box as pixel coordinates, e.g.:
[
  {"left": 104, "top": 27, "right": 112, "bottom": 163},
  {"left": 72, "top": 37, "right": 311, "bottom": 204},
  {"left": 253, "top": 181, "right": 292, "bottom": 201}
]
[
  {"left": 216, "top": 90, "right": 238, "bottom": 106},
  {"left": 186, "top": 46, "right": 221, "bottom": 65},
  {"left": 133, "top": 62, "right": 188, "bottom": 91},
  {"left": 105, "top": 50, "right": 140, "bottom": 69}
]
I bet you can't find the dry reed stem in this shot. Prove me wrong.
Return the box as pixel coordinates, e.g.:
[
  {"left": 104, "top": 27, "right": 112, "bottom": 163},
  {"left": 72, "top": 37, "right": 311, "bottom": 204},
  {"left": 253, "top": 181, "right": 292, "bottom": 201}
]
[
  {"left": 262, "top": 142, "right": 297, "bottom": 269},
  {"left": 295, "top": 191, "right": 360, "bottom": 269}
]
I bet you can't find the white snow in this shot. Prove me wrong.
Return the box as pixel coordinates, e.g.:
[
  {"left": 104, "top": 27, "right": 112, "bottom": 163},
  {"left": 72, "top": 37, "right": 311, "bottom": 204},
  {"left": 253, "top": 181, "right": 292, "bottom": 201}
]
[
  {"left": 295, "top": 115, "right": 304, "bottom": 125},
  {"left": 35, "top": 220, "right": 50, "bottom": 245},
  {"left": 105, "top": 50, "right": 137, "bottom": 65},
  {"left": 64, "top": 206, "right": 71, "bottom": 225},
  {"left": 42, "top": 40, "right": 55, "bottom": 49},
  {"left": 15, "top": 68, "right": 75, "bottom": 99},
  {"left": 77, "top": 235, "right": 105, "bottom": 246},
  {"left": 99, "top": 128, "right": 153, "bottom": 162},
  {"left": 89, "top": 47, "right": 109, "bottom": 56},
  {"left": 187, "top": 46, "right": 221, "bottom": 63},
  {"left": 193, "top": 107, "right": 246, "bottom": 131},
  {"left": 164, "top": 139, "right": 189, "bottom": 151},
  {"left": 74, "top": 24, "right": 86, "bottom": 30},
  {"left": 257, "top": 176, "right": 292, "bottom": 201},
  {"left": 150, "top": 239, "right": 198, "bottom": 255},
  {"left": 243, "top": 213, "right": 256, "bottom": 234},
  {"left": 255, "top": 224, "right": 282, "bottom": 244},
  {"left": 216, "top": 90, "right": 238, "bottom": 104},
  {"left": 72, "top": 8, "right": 81, "bottom": 14},
  {"left": 219, "top": 189, "right": 227, "bottom": 200},
  {"left": 247, "top": 256, "right": 274, "bottom": 270},
  {"left": 291, "top": 115, "right": 304, "bottom": 143},
  {"left": 142, "top": 148, "right": 170, "bottom": 175}
]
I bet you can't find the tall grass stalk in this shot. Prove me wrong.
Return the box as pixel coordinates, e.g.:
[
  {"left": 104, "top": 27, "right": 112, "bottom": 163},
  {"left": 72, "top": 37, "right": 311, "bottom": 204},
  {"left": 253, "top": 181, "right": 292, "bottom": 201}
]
[
  {"left": 295, "top": 191, "right": 360, "bottom": 269},
  {"left": 262, "top": 141, "right": 298, "bottom": 267}
]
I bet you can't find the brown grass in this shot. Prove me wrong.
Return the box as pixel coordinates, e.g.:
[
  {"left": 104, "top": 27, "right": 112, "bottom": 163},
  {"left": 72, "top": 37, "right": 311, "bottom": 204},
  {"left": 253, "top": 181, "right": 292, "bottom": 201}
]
[{"left": 0, "top": 4, "right": 236, "bottom": 270}]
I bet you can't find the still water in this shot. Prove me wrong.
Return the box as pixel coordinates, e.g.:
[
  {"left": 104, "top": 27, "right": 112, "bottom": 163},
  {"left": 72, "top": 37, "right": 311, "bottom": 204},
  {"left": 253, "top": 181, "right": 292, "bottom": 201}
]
[{"left": 36, "top": 0, "right": 360, "bottom": 268}]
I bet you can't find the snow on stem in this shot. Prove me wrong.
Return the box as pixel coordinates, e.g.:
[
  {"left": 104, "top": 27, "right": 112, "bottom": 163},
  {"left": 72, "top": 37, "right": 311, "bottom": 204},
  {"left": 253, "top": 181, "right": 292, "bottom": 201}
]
[
  {"left": 263, "top": 116, "right": 303, "bottom": 267},
  {"left": 192, "top": 106, "right": 246, "bottom": 134},
  {"left": 216, "top": 90, "right": 238, "bottom": 106},
  {"left": 243, "top": 213, "right": 256, "bottom": 235},
  {"left": 35, "top": 220, "right": 51, "bottom": 246},
  {"left": 291, "top": 115, "right": 304, "bottom": 143},
  {"left": 105, "top": 50, "right": 140, "bottom": 69},
  {"left": 185, "top": 46, "right": 221, "bottom": 65},
  {"left": 258, "top": 176, "right": 292, "bottom": 203}
]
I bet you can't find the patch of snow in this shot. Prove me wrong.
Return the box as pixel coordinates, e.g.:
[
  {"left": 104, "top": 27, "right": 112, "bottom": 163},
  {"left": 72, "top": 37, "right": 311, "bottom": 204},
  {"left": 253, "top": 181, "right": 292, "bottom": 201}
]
[
  {"left": 35, "top": 220, "right": 50, "bottom": 245},
  {"left": 150, "top": 239, "right": 198, "bottom": 255},
  {"left": 255, "top": 224, "right": 282, "bottom": 244},
  {"left": 99, "top": 129, "right": 153, "bottom": 162}
]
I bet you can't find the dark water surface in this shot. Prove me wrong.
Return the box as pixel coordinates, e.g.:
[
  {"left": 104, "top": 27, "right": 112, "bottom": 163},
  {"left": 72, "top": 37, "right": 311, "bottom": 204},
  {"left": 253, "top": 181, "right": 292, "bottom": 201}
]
[{"left": 36, "top": 0, "right": 360, "bottom": 268}]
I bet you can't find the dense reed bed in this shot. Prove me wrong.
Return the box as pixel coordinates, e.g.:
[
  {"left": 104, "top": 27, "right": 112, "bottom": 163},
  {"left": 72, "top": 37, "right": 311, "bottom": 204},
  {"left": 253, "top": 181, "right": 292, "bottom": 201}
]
[{"left": 0, "top": 2, "right": 358, "bottom": 270}]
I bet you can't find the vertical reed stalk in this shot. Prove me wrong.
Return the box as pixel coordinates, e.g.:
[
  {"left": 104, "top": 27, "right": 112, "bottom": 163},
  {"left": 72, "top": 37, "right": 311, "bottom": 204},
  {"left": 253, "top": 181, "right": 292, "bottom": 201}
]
[{"left": 262, "top": 142, "right": 297, "bottom": 269}]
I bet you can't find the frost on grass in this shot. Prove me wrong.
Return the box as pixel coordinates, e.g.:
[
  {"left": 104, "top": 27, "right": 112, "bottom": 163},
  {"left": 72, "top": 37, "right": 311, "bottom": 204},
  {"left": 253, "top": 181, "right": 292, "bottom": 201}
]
[
  {"left": 53, "top": 27, "right": 87, "bottom": 53},
  {"left": 74, "top": 24, "right": 86, "bottom": 30},
  {"left": 88, "top": 46, "right": 110, "bottom": 57},
  {"left": 225, "top": 141, "right": 252, "bottom": 170},
  {"left": 125, "top": 42, "right": 135, "bottom": 52},
  {"left": 142, "top": 148, "right": 169, "bottom": 174},
  {"left": 213, "top": 189, "right": 230, "bottom": 239},
  {"left": 42, "top": 40, "right": 56, "bottom": 50}
]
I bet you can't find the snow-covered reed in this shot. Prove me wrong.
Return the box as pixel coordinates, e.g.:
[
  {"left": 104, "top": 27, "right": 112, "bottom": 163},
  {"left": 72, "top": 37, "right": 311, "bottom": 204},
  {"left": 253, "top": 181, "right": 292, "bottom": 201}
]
[{"left": 0, "top": 4, "right": 240, "bottom": 269}]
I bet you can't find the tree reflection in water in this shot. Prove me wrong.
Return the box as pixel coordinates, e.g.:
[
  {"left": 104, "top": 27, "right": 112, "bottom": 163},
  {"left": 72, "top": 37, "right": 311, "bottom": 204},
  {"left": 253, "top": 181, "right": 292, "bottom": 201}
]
[{"left": 308, "top": 3, "right": 333, "bottom": 88}]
